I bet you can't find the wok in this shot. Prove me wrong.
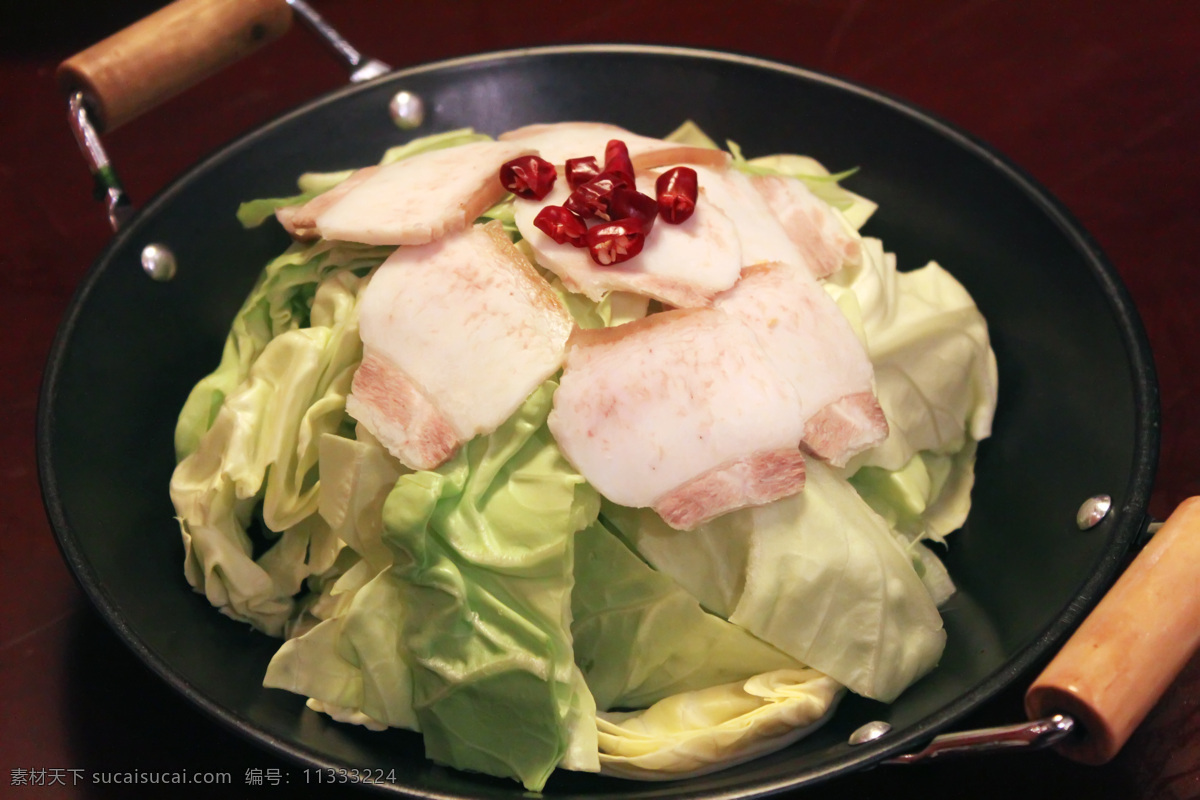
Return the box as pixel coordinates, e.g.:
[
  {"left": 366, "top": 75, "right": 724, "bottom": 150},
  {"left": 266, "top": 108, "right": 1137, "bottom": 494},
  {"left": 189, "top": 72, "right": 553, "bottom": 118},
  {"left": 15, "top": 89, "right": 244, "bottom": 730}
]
[{"left": 38, "top": 0, "right": 1196, "bottom": 795}]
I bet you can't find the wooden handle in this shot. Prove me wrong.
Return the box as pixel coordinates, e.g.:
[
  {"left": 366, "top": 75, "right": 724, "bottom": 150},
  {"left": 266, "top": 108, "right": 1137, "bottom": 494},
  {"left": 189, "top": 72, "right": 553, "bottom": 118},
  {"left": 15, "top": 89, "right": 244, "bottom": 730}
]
[
  {"left": 56, "top": 0, "right": 293, "bottom": 133},
  {"left": 1025, "top": 496, "right": 1200, "bottom": 764}
]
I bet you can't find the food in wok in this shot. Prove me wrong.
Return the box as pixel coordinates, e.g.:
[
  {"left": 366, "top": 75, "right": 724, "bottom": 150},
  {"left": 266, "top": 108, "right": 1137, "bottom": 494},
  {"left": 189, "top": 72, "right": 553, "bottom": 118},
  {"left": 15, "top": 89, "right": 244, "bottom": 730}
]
[{"left": 168, "top": 119, "right": 998, "bottom": 790}]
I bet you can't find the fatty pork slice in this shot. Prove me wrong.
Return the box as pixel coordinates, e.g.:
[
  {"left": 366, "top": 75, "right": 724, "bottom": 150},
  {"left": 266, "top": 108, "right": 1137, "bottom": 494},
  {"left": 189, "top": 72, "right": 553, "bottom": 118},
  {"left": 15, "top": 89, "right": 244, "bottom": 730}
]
[
  {"left": 499, "top": 121, "right": 729, "bottom": 170},
  {"left": 275, "top": 165, "right": 381, "bottom": 241},
  {"left": 689, "top": 164, "right": 810, "bottom": 270},
  {"left": 314, "top": 141, "right": 535, "bottom": 246},
  {"left": 751, "top": 174, "right": 862, "bottom": 278},
  {"left": 548, "top": 309, "right": 808, "bottom": 531},
  {"left": 713, "top": 262, "right": 888, "bottom": 467},
  {"left": 346, "top": 222, "right": 572, "bottom": 470},
  {"left": 513, "top": 176, "right": 742, "bottom": 308}
]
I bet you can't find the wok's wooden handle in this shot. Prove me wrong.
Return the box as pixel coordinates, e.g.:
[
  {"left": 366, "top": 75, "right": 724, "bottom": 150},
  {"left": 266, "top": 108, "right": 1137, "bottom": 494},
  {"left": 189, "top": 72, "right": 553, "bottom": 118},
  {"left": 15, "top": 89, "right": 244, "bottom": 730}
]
[
  {"left": 1025, "top": 496, "right": 1200, "bottom": 764},
  {"left": 56, "top": 0, "right": 293, "bottom": 133}
]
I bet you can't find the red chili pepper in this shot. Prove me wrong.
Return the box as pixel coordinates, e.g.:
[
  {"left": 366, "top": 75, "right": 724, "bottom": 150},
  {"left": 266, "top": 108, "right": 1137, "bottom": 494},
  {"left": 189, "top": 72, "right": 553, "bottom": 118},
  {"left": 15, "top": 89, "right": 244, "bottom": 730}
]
[
  {"left": 564, "top": 171, "right": 631, "bottom": 220},
  {"left": 586, "top": 219, "right": 646, "bottom": 266},
  {"left": 604, "top": 140, "right": 636, "bottom": 184},
  {"left": 609, "top": 186, "right": 658, "bottom": 232},
  {"left": 656, "top": 166, "right": 698, "bottom": 224},
  {"left": 498, "top": 155, "right": 557, "bottom": 200},
  {"left": 565, "top": 156, "right": 601, "bottom": 189},
  {"left": 533, "top": 205, "right": 588, "bottom": 247}
]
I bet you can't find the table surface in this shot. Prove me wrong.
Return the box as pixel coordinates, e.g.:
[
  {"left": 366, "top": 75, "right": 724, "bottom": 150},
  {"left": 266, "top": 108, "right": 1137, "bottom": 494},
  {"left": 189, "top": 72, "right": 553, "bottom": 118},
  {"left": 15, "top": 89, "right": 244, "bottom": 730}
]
[{"left": 3, "top": 1, "right": 1199, "bottom": 798}]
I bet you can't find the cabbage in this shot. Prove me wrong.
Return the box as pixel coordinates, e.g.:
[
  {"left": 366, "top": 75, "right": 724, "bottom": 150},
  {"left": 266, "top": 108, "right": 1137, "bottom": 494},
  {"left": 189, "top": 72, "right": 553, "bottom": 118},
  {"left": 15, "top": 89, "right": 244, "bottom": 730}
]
[
  {"left": 825, "top": 235, "right": 997, "bottom": 550},
  {"left": 174, "top": 240, "right": 391, "bottom": 461},
  {"left": 170, "top": 262, "right": 382, "bottom": 635},
  {"left": 830, "top": 237, "right": 998, "bottom": 472},
  {"left": 602, "top": 456, "right": 945, "bottom": 703},
  {"left": 315, "top": 431, "right": 405, "bottom": 573},
  {"left": 572, "top": 518, "right": 803, "bottom": 711},
  {"left": 378, "top": 381, "right": 601, "bottom": 790},
  {"left": 596, "top": 669, "right": 843, "bottom": 780},
  {"left": 263, "top": 561, "right": 420, "bottom": 732}
]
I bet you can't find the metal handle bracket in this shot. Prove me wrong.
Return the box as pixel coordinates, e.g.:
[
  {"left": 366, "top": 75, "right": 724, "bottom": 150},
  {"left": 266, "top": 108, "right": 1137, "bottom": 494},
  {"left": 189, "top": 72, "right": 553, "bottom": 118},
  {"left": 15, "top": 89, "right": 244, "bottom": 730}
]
[
  {"left": 884, "top": 715, "right": 1077, "bottom": 765},
  {"left": 62, "top": 0, "right": 390, "bottom": 230}
]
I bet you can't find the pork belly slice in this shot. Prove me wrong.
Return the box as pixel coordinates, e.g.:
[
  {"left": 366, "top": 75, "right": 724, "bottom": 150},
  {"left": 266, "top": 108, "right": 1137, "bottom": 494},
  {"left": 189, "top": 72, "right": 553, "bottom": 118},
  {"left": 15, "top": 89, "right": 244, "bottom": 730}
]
[
  {"left": 275, "top": 165, "right": 381, "bottom": 241},
  {"left": 513, "top": 175, "right": 742, "bottom": 308},
  {"left": 690, "top": 165, "right": 808, "bottom": 269},
  {"left": 548, "top": 309, "right": 808, "bottom": 530},
  {"left": 314, "top": 141, "right": 535, "bottom": 246},
  {"left": 345, "top": 353, "right": 459, "bottom": 471},
  {"left": 802, "top": 392, "right": 889, "bottom": 465},
  {"left": 347, "top": 222, "right": 572, "bottom": 470},
  {"left": 714, "top": 262, "right": 888, "bottom": 467},
  {"left": 654, "top": 449, "right": 807, "bottom": 531},
  {"left": 499, "top": 122, "right": 729, "bottom": 169},
  {"left": 751, "top": 174, "right": 861, "bottom": 279}
]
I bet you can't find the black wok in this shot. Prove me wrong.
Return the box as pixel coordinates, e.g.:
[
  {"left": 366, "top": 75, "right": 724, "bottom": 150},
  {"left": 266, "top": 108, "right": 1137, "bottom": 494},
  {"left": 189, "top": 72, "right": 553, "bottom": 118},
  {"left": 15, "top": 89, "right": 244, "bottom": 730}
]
[{"left": 39, "top": 28, "right": 1164, "bottom": 798}]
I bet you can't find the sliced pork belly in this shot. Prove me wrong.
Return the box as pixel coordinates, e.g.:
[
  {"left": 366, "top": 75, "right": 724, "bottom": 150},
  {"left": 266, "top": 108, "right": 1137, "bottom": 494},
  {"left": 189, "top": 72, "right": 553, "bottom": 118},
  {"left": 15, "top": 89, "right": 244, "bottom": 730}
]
[
  {"left": 802, "top": 393, "right": 889, "bottom": 465},
  {"left": 548, "top": 309, "right": 808, "bottom": 530},
  {"left": 690, "top": 165, "right": 807, "bottom": 269},
  {"left": 499, "top": 122, "right": 729, "bottom": 170},
  {"left": 751, "top": 174, "right": 861, "bottom": 279},
  {"left": 713, "top": 262, "right": 888, "bottom": 467},
  {"left": 347, "top": 353, "right": 460, "bottom": 470},
  {"left": 514, "top": 176, "right": 742, "bottom": 308},
  {"left": 346, "top": 222, "right": 572, "bottom": 470},
  {"left": 654, "top": 450, "right": 807, "bottom": 531},
  {"left": 315, "top": 141, "right": 535, "bottom": 246},
  {"left": 275, "top": 166, "right": 381, "bottom": 241}
]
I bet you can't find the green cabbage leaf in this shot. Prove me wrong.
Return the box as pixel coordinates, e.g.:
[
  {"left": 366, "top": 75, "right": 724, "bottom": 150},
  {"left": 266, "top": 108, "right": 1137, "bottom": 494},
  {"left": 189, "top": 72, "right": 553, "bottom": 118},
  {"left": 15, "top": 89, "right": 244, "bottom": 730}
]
[
  {"left": 170, "top": 249, "right": 385, "bottom": 635},
  {"left": 828, "top": 236, "right": 998, "bottom": 546},
  {"left": 596, "top": 669, "right": 842, "bottom": 780},
  {"left": 572, "top": 518, "right": 803, "bottom": 712},
  {"left": 174, "top": 240, "right": 391, "bottom": 461},
  {"left": 378, "top": 381, "right": 601, "bottom": 790},
  {"left": 602, "top": 458, "right": 945, "bottom": 704}
]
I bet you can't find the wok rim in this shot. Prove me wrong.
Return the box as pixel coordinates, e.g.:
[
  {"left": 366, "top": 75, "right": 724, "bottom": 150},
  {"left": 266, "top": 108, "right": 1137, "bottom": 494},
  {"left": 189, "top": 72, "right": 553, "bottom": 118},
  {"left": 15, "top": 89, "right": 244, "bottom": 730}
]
[{"left": 36, "top": 43, "right": 1161, "bottom": 797}]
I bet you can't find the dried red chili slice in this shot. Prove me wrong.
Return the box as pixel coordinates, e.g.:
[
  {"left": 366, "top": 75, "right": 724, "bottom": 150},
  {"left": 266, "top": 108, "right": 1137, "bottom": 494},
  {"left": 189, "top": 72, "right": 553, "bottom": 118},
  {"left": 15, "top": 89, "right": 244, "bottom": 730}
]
[
  {"left": 609, "top": 186, "right": 658, "bottom": 232},
  {"left": 586, "top": 219, "right": 646, "bottom": 266},
  {"left": 564, "top": 171, "right": 631, "bottom": 220},
  {"left": 656, "top": 166, "right": 699, "bottom": 224},
  {"left": 499, "top": 155, "right": 557, "bottom": 200},
  {"left": 604, "top": 140, "right": 636, "bottom": 184},
  {"left": 533, "top": 205, "right": 588, "bottom": 247},
  {"left": 565, "top": 156, "right": 601, "bottom": 189}
]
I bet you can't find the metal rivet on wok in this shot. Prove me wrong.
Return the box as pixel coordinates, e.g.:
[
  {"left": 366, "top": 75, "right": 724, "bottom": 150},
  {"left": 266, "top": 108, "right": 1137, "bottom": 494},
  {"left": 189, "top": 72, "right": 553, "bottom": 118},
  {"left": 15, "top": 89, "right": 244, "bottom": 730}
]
[
  {"left": 389, "top": 90, "right": 425, "bottom": 129},
  {"left": 848, "top": 720, "right": 892, "bottom": 745},
  {"left": 1076, "top": 494, "right": 1113, "bottom": 531},
  {"left": 141, "top": 243, "right": 177, "bottom": 281}
]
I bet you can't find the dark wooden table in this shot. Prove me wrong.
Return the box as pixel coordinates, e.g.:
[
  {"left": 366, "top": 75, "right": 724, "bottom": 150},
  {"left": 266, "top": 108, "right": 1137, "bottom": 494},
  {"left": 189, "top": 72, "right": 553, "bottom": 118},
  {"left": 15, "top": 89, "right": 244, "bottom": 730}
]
[{"left": 4, "top": 1, "right": 1198, "bottom": 797}]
